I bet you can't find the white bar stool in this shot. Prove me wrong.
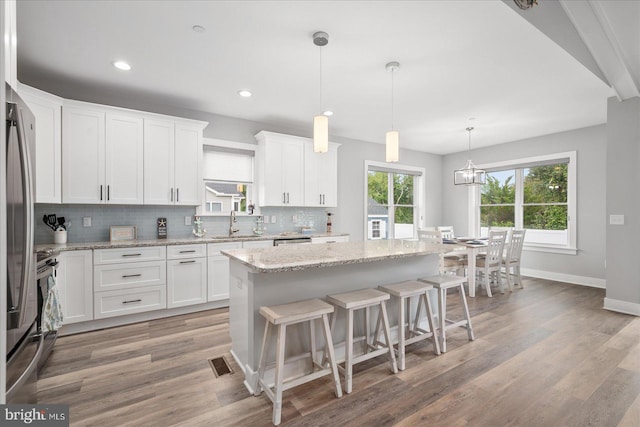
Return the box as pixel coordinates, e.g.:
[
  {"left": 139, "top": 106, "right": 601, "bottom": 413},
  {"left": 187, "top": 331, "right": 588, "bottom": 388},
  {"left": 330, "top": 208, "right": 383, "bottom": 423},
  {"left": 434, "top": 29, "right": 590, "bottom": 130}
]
[
  {"left": 417, "top": 275, "right": 475, "bottom": 353},
  {"left": 255, "top": 298, "right": 342, "bottom": 426},
  {"left": 326, "top": 288, "right": 398, "bottom": 394},
  {"left": 378, "top": 280, "right": 441, "bottom": 370}
]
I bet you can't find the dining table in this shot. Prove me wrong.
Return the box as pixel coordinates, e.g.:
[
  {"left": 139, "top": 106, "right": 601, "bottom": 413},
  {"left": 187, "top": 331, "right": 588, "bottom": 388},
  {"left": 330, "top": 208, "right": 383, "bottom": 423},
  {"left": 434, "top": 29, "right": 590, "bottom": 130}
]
[{"left": 444, "top": 239, "right": 489, "bottom": 298}]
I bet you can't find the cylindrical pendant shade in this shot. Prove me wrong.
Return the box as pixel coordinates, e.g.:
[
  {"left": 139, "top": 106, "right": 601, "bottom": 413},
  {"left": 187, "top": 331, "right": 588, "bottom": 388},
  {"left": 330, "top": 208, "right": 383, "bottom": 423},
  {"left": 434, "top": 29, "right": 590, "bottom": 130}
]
[
  {"left": 386, "top": 130, "right": 399, "bottom": 162},
  {"left": 313, "top": 115, "right": 329, "bottom": 153}
]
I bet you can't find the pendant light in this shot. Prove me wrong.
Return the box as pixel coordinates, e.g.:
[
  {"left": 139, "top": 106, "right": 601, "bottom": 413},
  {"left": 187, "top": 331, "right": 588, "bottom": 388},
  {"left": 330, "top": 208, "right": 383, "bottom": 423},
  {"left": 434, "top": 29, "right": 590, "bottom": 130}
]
[
  {"left": 312, "top": 31, "right": 329, "bottom": 153},
  {"left": 454, "top": 127, "right": 486, "bottom": 185},
  {"left": 385, "top": 61, "right": 400, "bottom": 163}
]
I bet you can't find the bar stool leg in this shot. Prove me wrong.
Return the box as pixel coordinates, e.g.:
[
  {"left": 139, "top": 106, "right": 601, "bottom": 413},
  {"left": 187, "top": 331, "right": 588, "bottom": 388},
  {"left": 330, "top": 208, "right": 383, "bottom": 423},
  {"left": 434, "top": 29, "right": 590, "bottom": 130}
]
[
  {"left": 379, "top": 302, "right": 398, "bottom": 374},
  {"left": 320, "top": 313, "right": 342, "bottom": 398},
  {"left": 309, "top": 318, "right": 317, "bottom": 367},
  {"left": 458, "top": 284, "right": 475, "bottom": 341},
  {"left": 438, "top": 288, "right": 447, "bottom": 352},
  {"left": 397, "top": 296, "right": 406, "bottom": 371},
  {"left": 273, "top": 324, "right": 287, "bottom": 426},
  {"left": 255, "top": 320, "right": 271, "bottom": 396},
  {"left": 345, "top": 308, "right": 354, "bottom": 394},
  {"left": 423, "top": 291, "right": 441, "bottom": 355}
]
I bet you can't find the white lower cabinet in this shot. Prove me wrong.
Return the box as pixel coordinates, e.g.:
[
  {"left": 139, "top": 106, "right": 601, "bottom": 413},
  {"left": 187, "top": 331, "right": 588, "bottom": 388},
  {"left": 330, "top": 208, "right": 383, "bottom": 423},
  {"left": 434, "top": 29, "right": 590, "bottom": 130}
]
[
  {"left": 207, "top": 242, "right": 241, "bottom": 302},
  {"left": 93, "top": 246, "right": 167, "bottom": 319},
  {"left": 57, "top": 250, "right": 93, "bottom": 324},
  {"left": 167, "top": 244, "right": 207, "bottom": 308}
]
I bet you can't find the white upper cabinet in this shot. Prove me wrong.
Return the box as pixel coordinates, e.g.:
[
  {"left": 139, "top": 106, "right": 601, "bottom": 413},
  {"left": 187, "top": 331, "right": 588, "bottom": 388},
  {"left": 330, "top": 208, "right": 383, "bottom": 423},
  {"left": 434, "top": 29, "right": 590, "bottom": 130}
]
[
  {"left": 144, "top": 120, "right": 202, "bottom": 206},
  {"left": 105, "top": 113, "right": 144, "bottom": 204},
  {"left": 143, "top": 119, "right": 175, "bottom": 204},
  {"left": 62, "top": 105, "right": 106, "bottom": 204},
  {"left": 4, "top": 1, "right": 17, "bottom": 87},
  {"left": 19, "top": 84, "right": 63, "bottom": 203},
  {"left": 62, "top": 103, "right": 143, "bottom": 204},
  {"left": 304, "top": 141, "right": 339, "bottom": 207},
  {"left": 256, "top": 131, "right": 339, "bottom": 208},
  {"left": 174, "top": 123, "right": 202, "bottom": 205},
  {"left": 255, "top": 131, "right": 305, "bottom": 207}
]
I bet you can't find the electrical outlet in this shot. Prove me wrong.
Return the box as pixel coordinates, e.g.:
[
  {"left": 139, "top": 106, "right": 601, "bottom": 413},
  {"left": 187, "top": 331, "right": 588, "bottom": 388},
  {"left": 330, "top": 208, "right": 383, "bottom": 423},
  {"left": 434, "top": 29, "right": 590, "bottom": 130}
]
[
  {"left": 83, "top": 217, "right": 91, "bottom": 227},
  {"left": 609, "top": 214, "right": 624, "bottom": 225},
  {"left": 185, "top": 216, "right": 192, "bottom": 226},
  {"left": 292, "top": 215, "right": 297, "bottom": 222},
  {"left": 263, "top": 216, "right": 270, "bottom": 224},
  {"left": 271, "top": 215, "right": 277, "bottom": 223}
]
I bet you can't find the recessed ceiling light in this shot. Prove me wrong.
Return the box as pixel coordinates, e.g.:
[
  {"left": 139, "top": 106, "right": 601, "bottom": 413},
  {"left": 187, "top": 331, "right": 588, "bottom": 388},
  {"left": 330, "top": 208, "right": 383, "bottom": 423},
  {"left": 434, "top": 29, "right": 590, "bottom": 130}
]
[
  {"left": 192, "top": 25, "right": 206, "bottom": 33},
  {"left": 113, "top": 61, "right": 131, "bottom": 71},
  {"left": 238, "top": 90, "right": 252, "bottom": 98},
  {"left": 323, "top": 110, "right": 333, "bottom": 116}
]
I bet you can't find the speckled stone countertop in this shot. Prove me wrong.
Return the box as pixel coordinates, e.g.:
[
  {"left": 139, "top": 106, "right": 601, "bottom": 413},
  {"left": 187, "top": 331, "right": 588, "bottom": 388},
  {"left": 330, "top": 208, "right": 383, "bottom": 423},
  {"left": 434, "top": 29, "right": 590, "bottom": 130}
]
[
  {"left": 35, "top": 232, "right": 349, "bottom": 253},
  {"left": 222, "top": 239, "right": 448, "bottom": 273}
]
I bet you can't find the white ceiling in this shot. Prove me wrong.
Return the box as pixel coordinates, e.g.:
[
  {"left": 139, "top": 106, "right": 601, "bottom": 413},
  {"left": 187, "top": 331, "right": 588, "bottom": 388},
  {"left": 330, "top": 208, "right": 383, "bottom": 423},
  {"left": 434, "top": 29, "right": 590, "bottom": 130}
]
[{"left": 17, "top": 0, "right": 615, "bottom": 155}]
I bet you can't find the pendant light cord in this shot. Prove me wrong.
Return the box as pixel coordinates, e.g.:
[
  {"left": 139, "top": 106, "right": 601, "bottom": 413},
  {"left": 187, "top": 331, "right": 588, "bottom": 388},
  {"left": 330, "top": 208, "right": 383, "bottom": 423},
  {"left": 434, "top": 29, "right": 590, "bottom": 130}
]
[
  {"left": 391, "top": 68, "right": 395, "bottom": 131},
  {"left": 466, "top": 127, "right": 474, "bottom": 155},
  {"left": 319, "top": 46, "right": 323, "bottom": 111}
]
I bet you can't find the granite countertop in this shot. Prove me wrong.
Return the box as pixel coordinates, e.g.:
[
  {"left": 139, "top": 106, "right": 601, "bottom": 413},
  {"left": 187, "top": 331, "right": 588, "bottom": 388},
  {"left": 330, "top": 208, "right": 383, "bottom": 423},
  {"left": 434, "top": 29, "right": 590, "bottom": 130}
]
[
  {"left": 221, "top": 239, "right": 448, "bottom": 273},
  {"left": 35, "top": 232, "right": 349, "bottom": 253}
]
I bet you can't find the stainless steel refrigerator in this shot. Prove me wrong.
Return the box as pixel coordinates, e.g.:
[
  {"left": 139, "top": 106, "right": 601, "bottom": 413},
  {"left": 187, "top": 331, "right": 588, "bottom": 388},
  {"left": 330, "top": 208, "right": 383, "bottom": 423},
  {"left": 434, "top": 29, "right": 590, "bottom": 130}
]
[{"left": 5, "top": 83, "right": 40, "bottom": 403}]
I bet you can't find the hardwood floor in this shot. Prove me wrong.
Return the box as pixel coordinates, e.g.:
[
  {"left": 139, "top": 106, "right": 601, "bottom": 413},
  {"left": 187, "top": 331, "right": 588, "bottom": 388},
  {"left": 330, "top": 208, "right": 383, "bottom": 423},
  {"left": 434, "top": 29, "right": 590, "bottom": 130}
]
[{"left": 37, "top": 278, "right": 640, "bottom": 427}]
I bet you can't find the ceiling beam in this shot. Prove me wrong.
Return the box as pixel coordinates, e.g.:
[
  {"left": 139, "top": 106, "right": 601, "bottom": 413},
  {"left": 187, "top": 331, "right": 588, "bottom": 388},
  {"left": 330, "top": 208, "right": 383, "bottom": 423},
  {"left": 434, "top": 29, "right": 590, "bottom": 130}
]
[{"left": 559, "top": 0, "right": 639, "bottom": 101}]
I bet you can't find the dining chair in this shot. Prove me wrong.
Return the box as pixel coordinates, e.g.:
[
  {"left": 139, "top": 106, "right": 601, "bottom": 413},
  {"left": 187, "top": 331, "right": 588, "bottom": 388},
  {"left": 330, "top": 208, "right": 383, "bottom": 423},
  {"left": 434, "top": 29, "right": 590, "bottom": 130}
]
[
  {"left": 472, "top": 230, "right": 507, "bottom": 297},
  {"left": 503, "top": 229, "right": 526, "bottom": 290},
  {"left": 418, "top": 230, "right": 464, "bottom": 275}
]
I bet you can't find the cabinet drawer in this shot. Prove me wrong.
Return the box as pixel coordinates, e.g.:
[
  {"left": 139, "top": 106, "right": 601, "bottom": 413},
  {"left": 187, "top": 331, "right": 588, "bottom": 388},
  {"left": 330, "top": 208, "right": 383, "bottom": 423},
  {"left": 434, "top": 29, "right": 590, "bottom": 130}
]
[
  {"left": 311, "top": 235, "right": 349, "bottom": 244},
  {"left": 94, "top": 260, "right": 166, "bottom": 292},
  {"left": 94, "top": 285, "right": 166, "bottom": 319},
  {"left": 207, "top": 242, "right": 242, "bottom": 257},
  {"left": 94, "top": 246, "right": 166, "bottom": 264},
  {"left": 242, "top": 240, "right": 274, "bottom": 248},
  {"left": 167, "top": 244, "right": 206, "bottom": 259}
]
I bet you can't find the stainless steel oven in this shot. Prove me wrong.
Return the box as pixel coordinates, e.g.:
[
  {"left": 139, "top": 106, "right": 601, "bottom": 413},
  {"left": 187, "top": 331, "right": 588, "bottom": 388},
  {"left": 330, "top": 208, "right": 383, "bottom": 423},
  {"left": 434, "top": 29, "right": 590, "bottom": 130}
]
[
  {"left": 273, "top": 237, "right": 312, "bottom": 246},
  {"left": 35, "top": 249, "right": 60, "bottom": 372}
]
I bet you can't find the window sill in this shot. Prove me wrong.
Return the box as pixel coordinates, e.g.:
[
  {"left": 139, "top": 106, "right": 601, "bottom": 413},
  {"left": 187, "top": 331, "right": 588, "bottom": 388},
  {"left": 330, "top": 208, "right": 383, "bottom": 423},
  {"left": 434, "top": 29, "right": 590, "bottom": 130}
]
[{"left": 523, "top": 244, "right": 577, "bottom": 255}]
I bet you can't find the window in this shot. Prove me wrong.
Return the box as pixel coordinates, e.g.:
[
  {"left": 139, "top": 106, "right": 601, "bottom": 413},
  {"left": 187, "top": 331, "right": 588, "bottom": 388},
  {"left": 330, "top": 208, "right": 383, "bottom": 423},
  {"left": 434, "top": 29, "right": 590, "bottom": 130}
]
[
  {"left": 471, "top": 152, "right": 576, "bottom": 254},
  {"left": 365, "top": 161, "right": 425, "bottom": 240},
  {"left": 199, "top": 140, "right": 256, "bottom": 216}
]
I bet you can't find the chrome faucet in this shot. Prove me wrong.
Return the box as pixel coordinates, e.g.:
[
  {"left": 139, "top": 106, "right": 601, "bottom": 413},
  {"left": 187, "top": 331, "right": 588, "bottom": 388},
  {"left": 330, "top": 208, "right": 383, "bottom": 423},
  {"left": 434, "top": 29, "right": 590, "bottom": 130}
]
[{"left": 229, "top": 210, "right": 239, "bottom": 236}]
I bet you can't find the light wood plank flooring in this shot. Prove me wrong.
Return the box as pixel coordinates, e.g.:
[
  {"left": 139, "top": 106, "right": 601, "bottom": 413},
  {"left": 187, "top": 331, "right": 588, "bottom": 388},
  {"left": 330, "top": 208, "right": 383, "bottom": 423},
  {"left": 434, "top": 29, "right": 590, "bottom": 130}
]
[{"left": 37, "top": 278, "right": 640, "bottom": 426}]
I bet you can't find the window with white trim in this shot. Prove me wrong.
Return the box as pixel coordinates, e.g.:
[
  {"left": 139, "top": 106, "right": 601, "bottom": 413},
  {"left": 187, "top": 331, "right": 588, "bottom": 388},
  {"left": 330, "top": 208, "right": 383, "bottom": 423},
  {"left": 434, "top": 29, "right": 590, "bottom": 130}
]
[
  {"left": 470, "top": 152, "right": 576, "bottom": 254},
  {"left": 365, "top": 161, "right": 425, "bottom": 240}
]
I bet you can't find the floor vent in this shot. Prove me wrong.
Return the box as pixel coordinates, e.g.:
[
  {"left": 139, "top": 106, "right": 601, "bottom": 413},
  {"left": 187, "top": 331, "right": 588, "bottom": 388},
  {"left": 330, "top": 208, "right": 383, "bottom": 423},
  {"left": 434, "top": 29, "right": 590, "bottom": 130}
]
[{"left": 209, "top": 356, "right": 234, "bottom": 377}]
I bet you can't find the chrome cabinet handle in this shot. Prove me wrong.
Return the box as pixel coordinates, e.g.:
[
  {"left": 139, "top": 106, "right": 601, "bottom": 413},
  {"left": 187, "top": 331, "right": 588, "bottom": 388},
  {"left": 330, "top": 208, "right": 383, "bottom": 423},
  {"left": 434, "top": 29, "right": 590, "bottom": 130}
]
[
  {"left": 171, "top": 188, "right": 174, "bottom": 202},
  {"left": 180, "top": 260, "right": 196, "bottom": 264},
  {"left": 100, "top": 185, "right": 103, "bottom": 201},
  {"left": 282, "top": 192, "right": 286, "bottom": 204},
  {"left": 122, "top": 299, "right": 142, "bottom": 304},
  {"left": 107, "top": 185, "right": 110, "bottom": 201},
  {"left": 122, "top": 274, "right": 142, "bottom": 278},
  {"left": 179, "top": 250, "right": 196, "bottom": 253},
  {"left": 286, "top": 192, "right": 290, "bottom": 204},
  {"left": 122, "top": 253, "right": 142, "bottom": 257},
  {"left": 176, "top": 188, "right": 179, "bottom": 202}
]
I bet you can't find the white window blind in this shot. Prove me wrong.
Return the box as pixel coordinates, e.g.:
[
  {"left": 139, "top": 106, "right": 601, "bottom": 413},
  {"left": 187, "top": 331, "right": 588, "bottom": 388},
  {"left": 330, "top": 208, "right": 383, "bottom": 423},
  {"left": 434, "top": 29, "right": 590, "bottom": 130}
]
[{"left": 203, "top": 146, "right": 254, "bottom": 182}]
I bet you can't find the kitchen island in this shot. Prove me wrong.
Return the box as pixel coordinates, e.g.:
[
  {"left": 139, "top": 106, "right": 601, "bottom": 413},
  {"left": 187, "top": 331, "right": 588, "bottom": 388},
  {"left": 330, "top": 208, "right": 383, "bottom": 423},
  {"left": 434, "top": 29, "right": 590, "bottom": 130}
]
[{"left": 222, "top": 239, "right": 446, "bottom": 393}]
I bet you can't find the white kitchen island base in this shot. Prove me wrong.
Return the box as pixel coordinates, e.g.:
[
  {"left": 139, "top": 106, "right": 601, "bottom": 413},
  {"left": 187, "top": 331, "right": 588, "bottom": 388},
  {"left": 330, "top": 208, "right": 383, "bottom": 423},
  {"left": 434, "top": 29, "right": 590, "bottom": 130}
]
[{"left": 227, "top": 245, "right": 441, "bottom": 393}]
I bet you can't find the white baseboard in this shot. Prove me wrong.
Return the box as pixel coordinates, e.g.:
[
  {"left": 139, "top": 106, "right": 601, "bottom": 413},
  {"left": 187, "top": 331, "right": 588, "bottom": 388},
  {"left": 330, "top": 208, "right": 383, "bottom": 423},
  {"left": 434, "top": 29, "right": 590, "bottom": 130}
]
[
  {"left": 520, "top": 268, "right": 606, "bottom": 289},
  {"left": 603, "top": 298, "right": 640, "bottom": 316}
]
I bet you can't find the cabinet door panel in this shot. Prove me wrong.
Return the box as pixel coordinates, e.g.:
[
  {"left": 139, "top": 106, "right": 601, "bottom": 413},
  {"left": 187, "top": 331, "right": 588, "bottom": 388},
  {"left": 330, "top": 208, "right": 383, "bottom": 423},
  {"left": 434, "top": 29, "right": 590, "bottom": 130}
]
[
  {"left": 208, "top": 256, "right": 230, "bottom": 301},
  {"left": 144, "top": 119, "right": 175, "bottom": 205},
  {"left": 174, "top": 124, "right": 201, "bottom": 205},
  {"left": 282, "top": 141, "right": 305, "bottom": 206},
  {"left": 57, "top": 250, "right": 93, "bottom": 324},
  {"left": 320, "top": 146, "right": 338, "bottom": 207},
  {"left": 21, "top": 90, "right": 62, "bottom": 203},
  {"left": 62, "top": 107, "right": 105, "bottom": 203},
  {"left": 167, "top": 258, "right": 207, "bottom": 308},
  {"left": 106, "top": 113, "right": 144, "bottom": 204},
  {"left": 261, "top": 140, "right": 284, "bottom": 206}
]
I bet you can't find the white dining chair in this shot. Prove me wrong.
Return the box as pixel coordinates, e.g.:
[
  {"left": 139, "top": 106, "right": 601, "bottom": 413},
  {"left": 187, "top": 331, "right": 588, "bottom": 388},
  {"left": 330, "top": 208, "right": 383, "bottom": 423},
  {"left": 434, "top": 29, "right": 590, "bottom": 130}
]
[
  {"left": 503, "top": 229, "right": 526, "bottom": 290},
  {"left": 473, "top": 230, "right": 507, "bottom": 297},
  {"left": 418, "top": 230, "right": 464, "bottom": 275}
]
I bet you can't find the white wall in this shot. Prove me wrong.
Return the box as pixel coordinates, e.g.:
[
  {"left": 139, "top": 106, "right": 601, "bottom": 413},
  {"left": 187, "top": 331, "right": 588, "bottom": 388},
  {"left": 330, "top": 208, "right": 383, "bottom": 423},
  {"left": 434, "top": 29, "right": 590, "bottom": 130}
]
[{"left": 442, "top": 125, "right": 607, "bottom": 283}]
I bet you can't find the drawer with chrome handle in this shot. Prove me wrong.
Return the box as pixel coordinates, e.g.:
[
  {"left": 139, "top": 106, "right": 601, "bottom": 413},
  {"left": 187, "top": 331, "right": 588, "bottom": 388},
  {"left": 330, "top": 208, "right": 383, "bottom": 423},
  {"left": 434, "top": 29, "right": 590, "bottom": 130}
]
[
  {"left": 94, "top": 246, "right": 166, "bottom": 265},
  {"left": 94, "top": 285, "right": 166, "bottom": 319},
  {"left": 93, "top": 260, "right": 166, "bottom": 292},
  {"left": 166, "top": 244, "right": 206, "bottom": 259}
]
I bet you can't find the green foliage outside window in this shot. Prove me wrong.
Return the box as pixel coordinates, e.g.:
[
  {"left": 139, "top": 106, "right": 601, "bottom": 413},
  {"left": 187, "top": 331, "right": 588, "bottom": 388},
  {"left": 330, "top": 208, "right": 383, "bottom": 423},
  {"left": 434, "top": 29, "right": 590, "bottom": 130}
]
[
  {"left": 480, "top": 164, "right": 568, "bottom": 230},
  {"left": 367, "top": 171, "right": 415, "bottom": 226}
]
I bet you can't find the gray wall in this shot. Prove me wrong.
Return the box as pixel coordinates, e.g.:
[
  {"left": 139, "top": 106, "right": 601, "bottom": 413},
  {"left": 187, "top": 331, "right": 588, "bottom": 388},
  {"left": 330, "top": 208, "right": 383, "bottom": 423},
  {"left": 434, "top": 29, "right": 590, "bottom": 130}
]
[
  {"left": 606, "top": 96, "right": 640, "bottom": 305},
  {"left": 442, "top": 125, "right": 607, "bottom": 281}
]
